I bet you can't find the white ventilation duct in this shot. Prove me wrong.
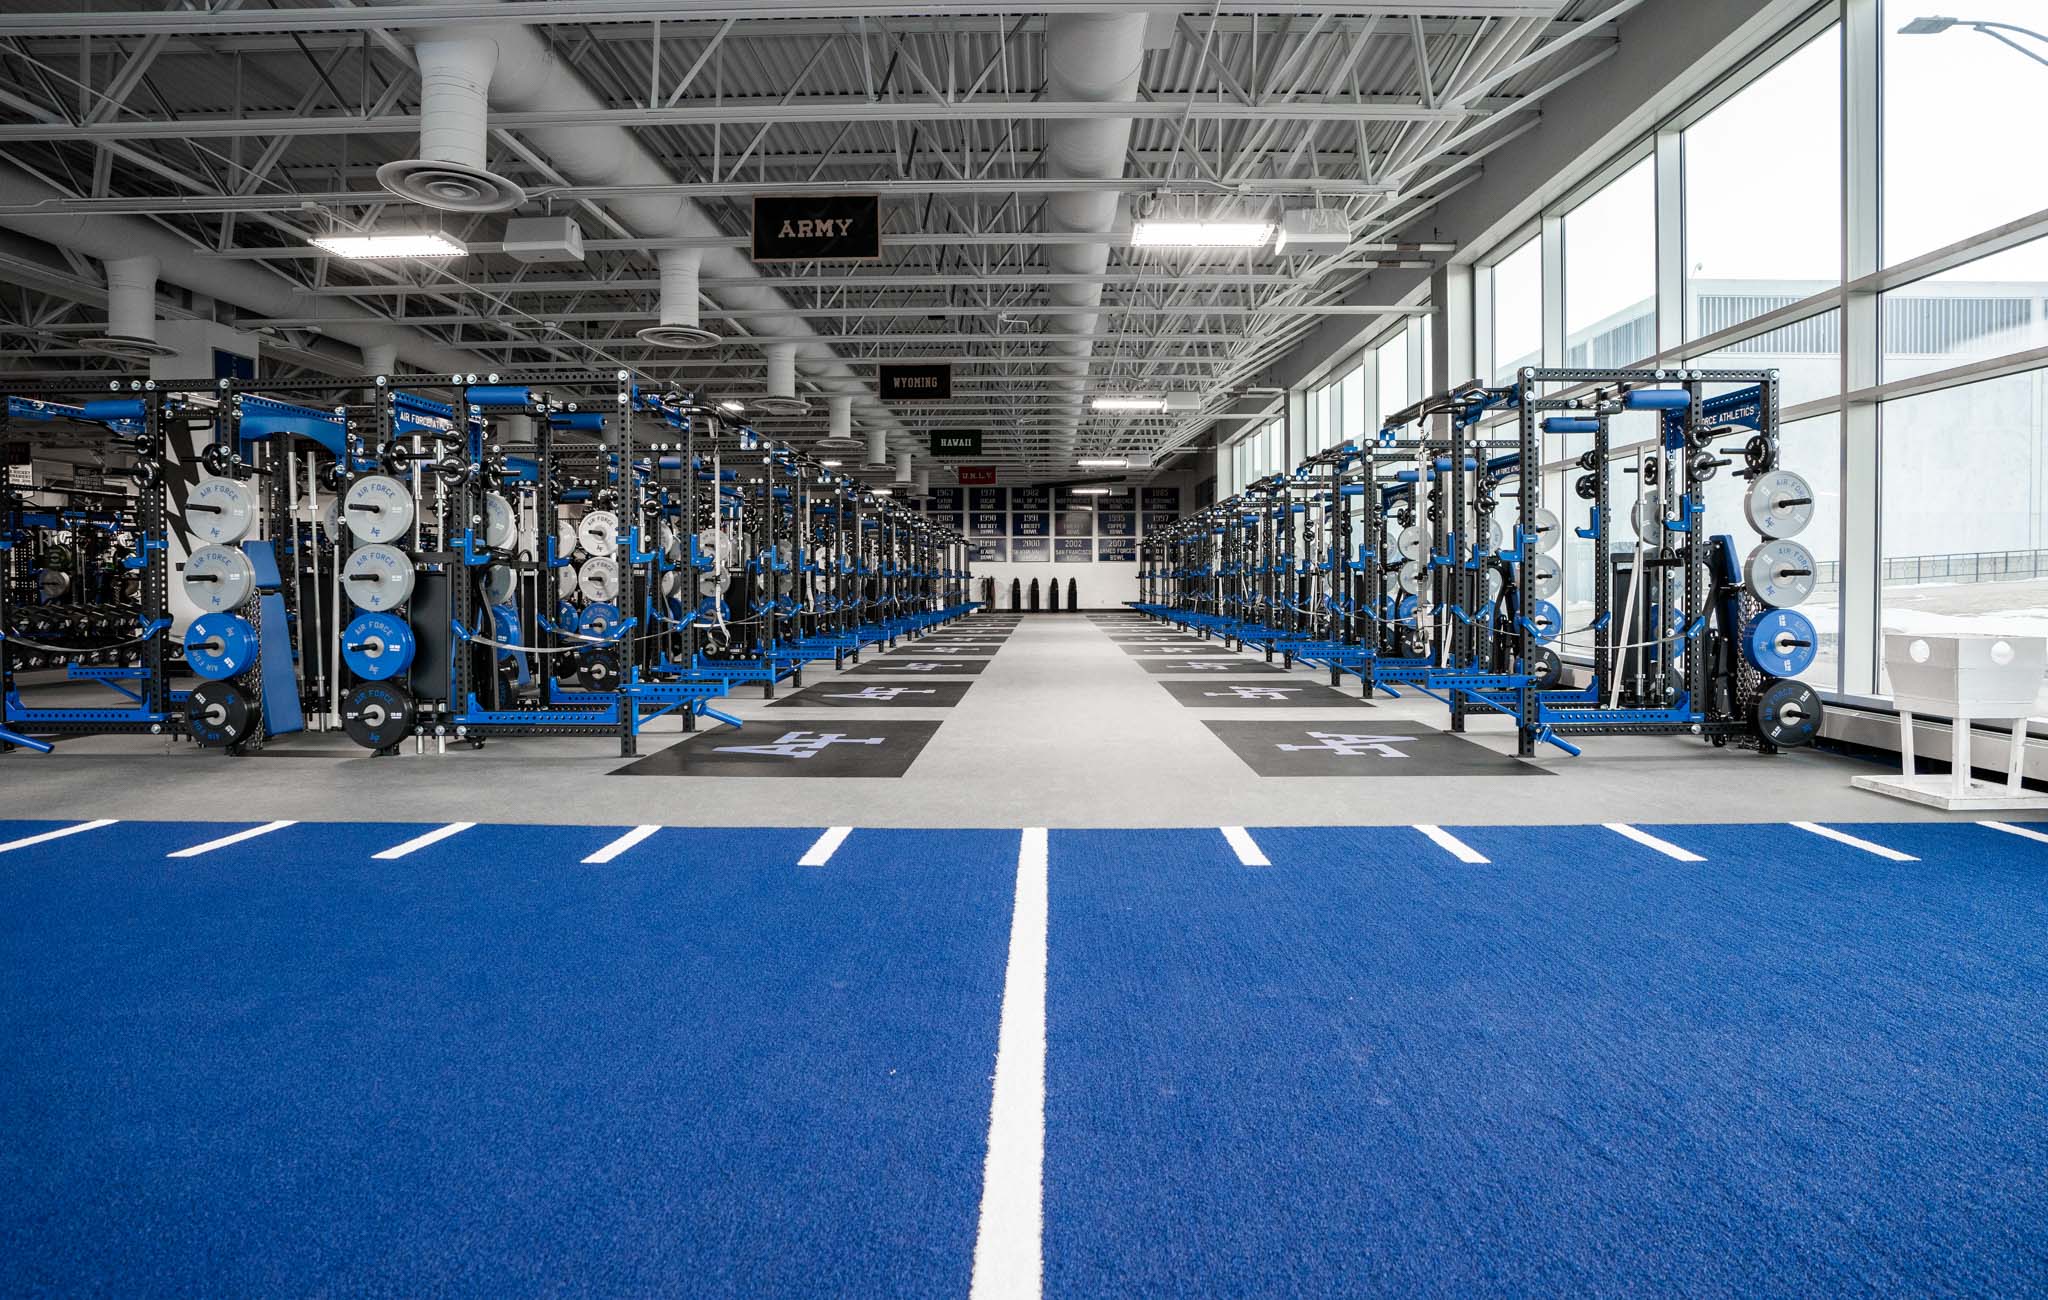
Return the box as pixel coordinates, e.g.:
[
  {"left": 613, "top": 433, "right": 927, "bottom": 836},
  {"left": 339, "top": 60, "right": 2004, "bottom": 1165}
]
[
  {"left": 865, "top": 424, "right": 888, "bottom": 466},
  {"left": 1041, "top": 14, "right": 1151, "bottom": 461},
  {"left": 361, "top": 343, "right": 398, "bottom": 376},
  {"left": 378, "top": 33, "right": 525, "bottom": 212},
  {"left": 637, "top": 248, "right": 718, "bottom": 349},
  {"left": 895, "top": 451, "right": 913, "bottom": 484},
  {"left": 86, "top": 256, "right": 175, "bottom": 360},
  {"left": 914, "top": 468, "right": 931, "bottom": 498},
  {"left": 755, "top": 342, "right": 809, "bottom": 416},
  {"left": 816, "top": 395, "right": 860, "bottom": 450}
]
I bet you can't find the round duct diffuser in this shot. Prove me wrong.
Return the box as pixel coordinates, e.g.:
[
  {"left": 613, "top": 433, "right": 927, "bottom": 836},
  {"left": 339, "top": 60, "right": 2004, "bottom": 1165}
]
[
  {"left": 635, "top": 322, "right": 721, "bottom": 349},
  {"left": 82, "top": 333, "right": 176, "bottom": 360},
  {"left": 376, "top": 158, "right": 525, "bottom": 213},
  {"left": 753, "top": 394, "right": 811, "bottom": 417},
  {"left": 812, "top": 434, "right": 862, "bottom": 451}
]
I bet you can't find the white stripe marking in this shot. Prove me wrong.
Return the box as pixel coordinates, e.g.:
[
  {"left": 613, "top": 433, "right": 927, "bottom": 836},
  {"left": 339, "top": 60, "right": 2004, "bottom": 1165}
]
[
  {"left": 167, "top": 819, "right": 297, "bottom": 859},
  {"left": 583, "top": 824, "right": 661, "bottom": 864},
  {"left": 1603, "top": 822, "right": 1705, "bottom": 862},
  {"left": 1415, "top": 824, "right": 1488, "bottom": 864},
  {"left": 970, "top": 828, "right": 1048, "bottom": 1300},
  {"left": 799, "top": 825, "right": 854, "bottom": 867},
  {"left": 1220, "top": 825, "right": 1270, "bottom": 867},
  {"left": 1791, "top": 821, "right": 1918, "bottom": 862},
  {"left": 372, "top": 821, "right": 476, "bottom": 860},
  {"left": 0, "top": 818, "right": 118, "bottom": 855},
  {"left": 1979, "top": 820, "right": 2048, "bottom": 846}
]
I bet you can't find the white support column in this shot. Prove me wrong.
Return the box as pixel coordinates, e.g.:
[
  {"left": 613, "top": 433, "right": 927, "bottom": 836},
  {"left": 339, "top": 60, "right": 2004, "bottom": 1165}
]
[
  {"left": 1430, "top": 263, "right": 1473, "bottom": 395},
  {"left": 1540, "top": 210, "right": 1566, "bottom": 369},
  {"left": 1654, "top": 126, "right": 1685, "bottom": 355},
  {"left": 1839, "top": 0, "right": 1882, "bottom": 697}
]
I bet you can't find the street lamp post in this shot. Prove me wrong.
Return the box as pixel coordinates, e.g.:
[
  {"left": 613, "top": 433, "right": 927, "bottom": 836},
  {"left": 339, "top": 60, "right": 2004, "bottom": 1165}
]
[{"left": 1899, "top": 15, "right": 2048, "bottom": 67}]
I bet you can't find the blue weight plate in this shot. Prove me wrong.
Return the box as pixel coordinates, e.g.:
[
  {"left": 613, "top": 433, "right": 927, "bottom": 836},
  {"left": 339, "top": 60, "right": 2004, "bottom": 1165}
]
[
  {"left": 555, "top": 600, "right": 581, "bottom": 634},
  {"left": 184, "top": 612, "right": 257, "bottom": 681},
  {"left": 341, "top": 612, "right": 416, "bottom": 681},
  {"left": 580, "top": 601, "right": 622, "bottom": 638},
  {"left": 490, "top": 603, "right": 523, "bottom": 662},
  {"left": 1528, "top": 599, "right": 1563, "bottom": 641},
  {"left": 1743, "top": 608, "right": 1817, "bottom": 677}
]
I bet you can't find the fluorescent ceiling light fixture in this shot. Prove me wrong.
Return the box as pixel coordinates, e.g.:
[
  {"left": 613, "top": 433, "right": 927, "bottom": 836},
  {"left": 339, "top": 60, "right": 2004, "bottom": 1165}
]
[
  {"left": 1077, "top": 457, "right": 1129, "bottom": 468},
  {"left": 871, "top": 487, "right": 893, "bottom": 496},
  {"left": 1130, "top": 219, "right": 1274, "bottom": 249},
  {"left": 719, "top": 399, "right": 746, "bottom": 412},
  {"left": 819, "top": 458, "right": 843, "bottom": 467},
  {"left": 1092, "top": 396, "right": 1167, "bottom": 412},
  {"left": 310, "top": 231, "right": 466, "bottom": 259},
  {"left": 1075, "top": 486, "right": 1111, "bottom": 496}
]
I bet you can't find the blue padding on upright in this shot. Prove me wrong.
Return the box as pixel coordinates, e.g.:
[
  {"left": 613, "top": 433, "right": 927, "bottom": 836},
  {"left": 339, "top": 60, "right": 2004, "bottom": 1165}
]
[
  {"left": 1046, "top": 821, "right": 2048, "bottom": 1296},
  {"left": 1543, "top": 417, "right": 1599, "bottom": 434},
  {"left": 465, "top": 385, "right": 531, "bottom": 410},
  {"left": 548, "top": 411, "right": 605, "bottom": 431},
  {"left": 1623, "top": 388, "right": 1690, "bottom": 410},
  {"left": 0, "top": 820, "right": 1017, "bottom": 1297}
]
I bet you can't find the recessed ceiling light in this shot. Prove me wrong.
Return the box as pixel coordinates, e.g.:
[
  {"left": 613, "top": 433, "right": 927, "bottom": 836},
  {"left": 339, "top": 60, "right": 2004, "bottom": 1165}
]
[
  {"left": 1091, "top": 397, "right": 1166, "bottom": 413},
  {"left": 309, "top": 231, "right": 466, "bottom": 260},
  {"left": 1130, "top": 220, "right": 1274, "bottom": 249}
]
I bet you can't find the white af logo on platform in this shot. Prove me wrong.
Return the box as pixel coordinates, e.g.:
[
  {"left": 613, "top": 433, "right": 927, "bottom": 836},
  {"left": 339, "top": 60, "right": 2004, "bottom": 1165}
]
[
  {"left": 1186, "top": 661, "right": 1236, "bottom": 671},
  {"left": 825, "top": 686, "right": 935, "bottom": 701},
  {"left": 1207, "top": 686, "right": 1301, "bottom": 700},
  {"left": 716, "top": 730, "right": 886, "bottom": 758},
  {"left": 883, "top": 661, "right": 945, "bottom": 672},
  {"left": 1276, "top": 731, "right": 1410, "bottom": 758}
]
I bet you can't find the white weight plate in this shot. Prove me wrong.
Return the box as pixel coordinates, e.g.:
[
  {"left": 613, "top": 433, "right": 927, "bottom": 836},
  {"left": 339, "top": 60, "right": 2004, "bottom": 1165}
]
[
  {"left": 577, "top": 554, "right": 621, "bottom": 603},
  {"left": 556, "top": 561, "right": 580, "bottom": 599},
  {"left": 1395, "top": 559, "right": 1426, "bottom": 596},
  {"left": 182, "top": 544, "right": 255, "bottom": 613},
  {"left": 556, "top": 518, "right": 578, "bottom": 559},
  {"left": 1531, "top": 507, "right": 1562, "bottom": 554},
  {"left": 482, "top": 562, "right": 517, "bottom": 604},
  {"left": 1744, "top": 539, "right": 1817, "bottom": 609},
  {"left": 38, "top": 569, "right": 71, "bottom": 600},
  {"left": 187, "top": 475, "right": 257, "bottom": 545},
  {"left": 1632, "top": 496, "right": 1663, "bottom": 540},
  {"left": 1483, "top": 517, "right": 1504, "bottom": 554},
  {"left": 1529, "top": 553, "right": 1562, "bottom": 599},
  {"left": 1482, "top": 567, "right": 1505, "bottom": 602},
  {"left": 1744, "top": 470, "right": 1814, "bottom": 540},
  {"left": 343, "top": 474, "right": 415, "bottom": 544},
  {"left": 660, "top": 570, "right": 682, "bottom": 599},
  {"left": 577, "top": 509, "right": 620, "bottom": 556},
  {"left": 657, "top": 518, "right": 684, "bottom": 564},
  {"left": 1395, "top": 524, "right": 1428, "bottom": 563},
  {"left": 319, "top": 498, "right": 341, "bottom": 545},
  {"left": 341, "top": 543, "right": 416, "bottom": 612},
  {"left": 483, "top": 493, "right": 517, "bottom": 551}
]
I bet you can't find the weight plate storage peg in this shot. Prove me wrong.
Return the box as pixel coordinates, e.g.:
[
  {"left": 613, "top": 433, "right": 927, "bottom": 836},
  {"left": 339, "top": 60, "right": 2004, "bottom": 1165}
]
[
  {"left": 1743, "top": 470, "right": 1815, "bottom": 539},
  {"left": 181, "top": 544, "right": 256, "bottom": 613},
  {"left": 187, "top": 476, "right": 258, "bottom": 545},
  {"left": 342, "top": 681, "right": 418, "bottom": 750},
  {"left": 1742, "top": 608, "right": 1819, "bottom": 677},
  {"left": 1743, "top": 539, "right": 1818, "bottom": 609},
  {"left": 1754, "top": 678, "right": 1822, "bottom": 747},
  {"left": 186, "top": 679, "right": 256, "bottom": 748},
  {"left": 577, "top": 509, "right": 620, "bottom": 556},
  {"left": 341, "top": 612, "right": 416, "bottom": 681},
  {"left": 183, "top": 612, "right": 258, "bottom": 681},
  {"left": 342, "top": 473, "right": 416, "bottom": 544},
  {"left": 342, "top": 544, "right": 417, "bottom": 612}
]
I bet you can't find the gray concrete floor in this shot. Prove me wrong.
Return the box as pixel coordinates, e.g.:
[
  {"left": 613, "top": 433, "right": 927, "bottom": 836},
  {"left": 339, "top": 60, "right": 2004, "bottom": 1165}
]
[{"left": 2, "top": 612, "right": 2033, "bottom": 828}]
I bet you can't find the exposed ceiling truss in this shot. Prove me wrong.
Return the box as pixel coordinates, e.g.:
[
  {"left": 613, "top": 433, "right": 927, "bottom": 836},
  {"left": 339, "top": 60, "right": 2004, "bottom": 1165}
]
[{"left": 0, "top": 0, "right": 1628, "bottom": 479}]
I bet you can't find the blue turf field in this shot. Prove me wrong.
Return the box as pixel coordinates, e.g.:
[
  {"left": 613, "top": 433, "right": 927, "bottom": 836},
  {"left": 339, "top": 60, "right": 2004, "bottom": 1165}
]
[{"left": 3, "top": 817, "right": 2044, "bottom": 1296}]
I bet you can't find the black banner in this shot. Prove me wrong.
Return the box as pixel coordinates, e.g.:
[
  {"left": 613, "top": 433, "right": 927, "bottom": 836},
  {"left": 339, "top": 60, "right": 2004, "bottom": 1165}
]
[
  {"left": 1055, "top": 508, "right": 1094, "bottom": 538},
  {"left": 1012, "top": 511, "right": 1049, "bottom": 538},
  {"left": 969, "top": 486, "right": 1007, "bottom": 512},
  {"left": 752, "top": 194, "right": 881, "bottom": 262},
  {"left": 1012, "top": 486, "right": 1050, "bottom": 512},
  {"left": 970, "top": 512, "right": 1006, "bottom": 538},
  {"left": 880, "top": 364, "right": 951, "bottom": 401},
  {"left": 1141, "top": 486, "right": 1181, "bottom": 512},
  {"left": 929, "top": 430, "right": 982, "bottom": 457},
  {"left": 1055, "top": 539, "right": 1094, "bottom": 563},
  {"left": 1098, "top": 538, "right": 1137, "bottom": 562},
  {"left": 1012, "top": 537, "right": 1050, "bottom": 562},
  {"left": 927, "top": 486, "right": 964, "bottom": 512},
  {"left": 1098, "top": 510, "right": 1136, "bottom": 537},
  {"left": 969, "top": 539, "right": 1008, "bottom": 563}
]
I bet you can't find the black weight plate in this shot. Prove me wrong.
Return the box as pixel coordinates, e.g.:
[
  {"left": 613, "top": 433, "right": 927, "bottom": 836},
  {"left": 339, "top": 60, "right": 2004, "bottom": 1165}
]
[
  {"left": 342, "top": 681, "right": 417, "bottom": 750},
  {"left": 186, "top": 680, "right": 256, "bottom": 748},
  {"left": 578, "top": 649, "right": 620, "bottom": 692},
  {"left": 1755, "top": 678, "right": 1821, "bottom": 748},
  {"left": 1528, "top": 646, "right": 1563, "bottom": 690}
]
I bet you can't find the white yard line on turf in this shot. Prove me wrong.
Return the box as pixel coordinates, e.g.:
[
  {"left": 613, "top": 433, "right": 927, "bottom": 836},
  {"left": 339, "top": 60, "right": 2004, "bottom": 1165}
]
[
  {"left": 0, "top": 818, "right": 118, "bottom": 854},
  {"left": 1603, "top": 823, "right": 1705, "bottom": 862},
  {"left": 372, "top": 822, "right": 476, "bottom": 861},
  {"left": 970, "top": 827, "right": 1048, "bottom": 1300},
  {"left": 1220, "top": 826, "right": 1270, "bottom": 867},
  {"left": 1415, "top": 824, "right": 1488, "bottom": 863},
  {"left": 1980, "top": 820, "right": 2048, "bottom": 845},
  {"left": 799, "top": 826, "right": 854, "bottom": 867},
  {"left": 167, "top": 820, "right": 297, "bottom": 859},
  {"left": 1791, "top": 821, "right": 1918, "bottom": 862},
  {"left": 583, "top": 824, "right": 661, "bottom": 864}
]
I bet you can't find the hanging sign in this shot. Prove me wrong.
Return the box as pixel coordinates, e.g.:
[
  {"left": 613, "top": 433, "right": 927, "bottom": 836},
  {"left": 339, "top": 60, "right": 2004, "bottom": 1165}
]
[
  {"left": 957, "top": 466, "right": 998, "bottom": 487},
  {"left": 881, "top": 364, "right": 952, "bottom": 401},
  {"left": 929, "top": 430, "right": 982, "bottom": 457},
  {"left": 751, "top": 195, "right": 881, "bottom": 262}
]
